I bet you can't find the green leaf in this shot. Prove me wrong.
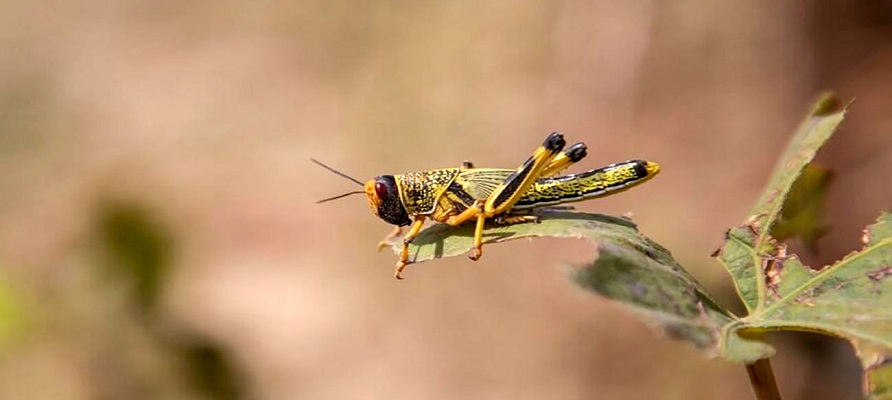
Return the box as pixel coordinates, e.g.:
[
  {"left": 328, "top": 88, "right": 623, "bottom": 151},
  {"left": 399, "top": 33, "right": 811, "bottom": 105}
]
[
  {"left": 395, "top": 210, "right": 638, "bottom": 263},
  {"left": 721, "top": 93, "right": 848, "bottom": 313},
  {"left": 748, "top": 93, "right": 846, "bottom": 233},
  {"left": 770, "top": 163, "right": 833, "bottom": 251},
  {"left": 745, "top": 214, "right": 892, "bottom": 398},
  {"left": 714, "top": 94, "right": 892, "bottom": 397},
  {"left": 744, "top": 213, "right": 892, "bottom": 335},
  {"left": 392, "top": 210, "right": 773, "bottom": 362}
]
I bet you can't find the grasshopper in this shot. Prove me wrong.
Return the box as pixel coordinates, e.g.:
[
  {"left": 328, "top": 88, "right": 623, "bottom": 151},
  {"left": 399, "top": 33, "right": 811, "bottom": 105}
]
[{"left": 314, "top": 132, "right": 660, "bottom": 279}]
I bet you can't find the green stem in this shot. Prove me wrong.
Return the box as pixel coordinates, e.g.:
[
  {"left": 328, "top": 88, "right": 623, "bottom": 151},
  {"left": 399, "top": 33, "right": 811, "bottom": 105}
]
[{"left": 745, "top": 359, "right": 782, "bottom": 400}]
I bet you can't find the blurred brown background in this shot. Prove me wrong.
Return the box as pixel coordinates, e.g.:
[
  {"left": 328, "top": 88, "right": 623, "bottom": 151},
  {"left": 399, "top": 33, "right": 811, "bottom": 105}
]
[{"left": 1, "top": 1, "right": 891, "bottom": 399}]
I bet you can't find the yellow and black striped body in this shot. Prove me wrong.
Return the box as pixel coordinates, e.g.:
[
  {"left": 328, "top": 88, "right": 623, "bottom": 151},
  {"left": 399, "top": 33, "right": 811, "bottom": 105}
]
[
  {"left": 514, "top": 159, "right": 659, "bottom": 209},
  {"left": 391, "top": 159, "right": 659, "bottom": 223}
]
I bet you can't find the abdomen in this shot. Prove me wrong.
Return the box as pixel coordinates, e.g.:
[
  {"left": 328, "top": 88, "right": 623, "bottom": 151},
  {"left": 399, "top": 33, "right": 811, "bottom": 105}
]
[{"left": 512, "top": 159, "right": 659, "bottom": 209}]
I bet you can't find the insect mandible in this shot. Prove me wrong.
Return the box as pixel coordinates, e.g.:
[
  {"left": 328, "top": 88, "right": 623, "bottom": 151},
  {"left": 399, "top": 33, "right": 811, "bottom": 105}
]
[{"left": 314, "top": 132, "right": 660, "bottom": 279}]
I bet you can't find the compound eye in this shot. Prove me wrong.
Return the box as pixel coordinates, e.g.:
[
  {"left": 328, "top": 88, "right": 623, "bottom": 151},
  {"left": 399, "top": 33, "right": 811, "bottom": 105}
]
[{"left": 374, "top": 181, "right": 388, "bottom": 201}]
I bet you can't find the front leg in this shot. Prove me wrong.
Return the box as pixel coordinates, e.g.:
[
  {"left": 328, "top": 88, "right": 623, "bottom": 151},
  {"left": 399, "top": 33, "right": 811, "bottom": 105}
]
[
  {"left": 394, "top": 216, "right": 426, "bottom": 280},
  {"left": 376, "top": 226, "right": 403, "bottom": 252}
]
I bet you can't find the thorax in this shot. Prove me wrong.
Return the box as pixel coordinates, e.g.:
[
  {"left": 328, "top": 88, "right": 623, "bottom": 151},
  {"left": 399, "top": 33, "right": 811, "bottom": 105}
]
[{"left": 395, "top": 168, "right": 460, "bottom": 215}]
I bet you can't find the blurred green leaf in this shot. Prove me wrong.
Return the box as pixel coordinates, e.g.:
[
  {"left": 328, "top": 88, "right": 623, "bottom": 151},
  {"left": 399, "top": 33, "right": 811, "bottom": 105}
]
[
  {"left": 771, "top": 163, "right": 833, "bottom": 251},
  {"left": 98, "top": 203, "right": 173, "bottom": 313},
  {"left": 180, "top": 338, "right": 245, "bottom": 400},
  {"left": 0, "top": 272, "right": 30, "bottom": 348},
  {"left": 95, "top": 204, "right": 247, "bottom": 399}
]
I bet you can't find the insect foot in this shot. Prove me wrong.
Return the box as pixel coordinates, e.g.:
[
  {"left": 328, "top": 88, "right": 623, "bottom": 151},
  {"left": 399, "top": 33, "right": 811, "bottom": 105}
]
[
  {"left": 469, "top": 247, "right": 482, "bottom": 261},
  {"left": 394, "top": 261, "right": 408, "bottom": 280}
]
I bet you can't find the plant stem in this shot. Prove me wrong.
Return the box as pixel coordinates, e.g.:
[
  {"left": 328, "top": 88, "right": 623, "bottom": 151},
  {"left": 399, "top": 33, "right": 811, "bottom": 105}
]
[{"left": 745, "top": 359, "right": 782, "bottom": 400}]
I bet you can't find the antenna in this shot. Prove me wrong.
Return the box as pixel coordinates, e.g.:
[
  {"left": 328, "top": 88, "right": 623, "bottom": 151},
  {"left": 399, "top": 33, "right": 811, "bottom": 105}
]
[
  {"left": 316, "top": 191, "right": 365, "bottom": 204},
  {"left": 312, "top": 158, "right": 366, "bottom": 204},
  {"left": 310, "top": 158, "right": 364, "bottom": 186}
]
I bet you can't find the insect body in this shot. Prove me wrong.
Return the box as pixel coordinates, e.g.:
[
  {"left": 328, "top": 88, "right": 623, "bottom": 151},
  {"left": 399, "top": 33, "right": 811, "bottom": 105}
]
[{"left": 315, "top": 132, "right": 660, "bottom": 279}]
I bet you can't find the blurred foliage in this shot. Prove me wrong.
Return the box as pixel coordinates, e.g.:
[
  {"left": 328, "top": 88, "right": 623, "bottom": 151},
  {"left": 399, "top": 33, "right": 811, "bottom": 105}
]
[
  {"left": 98, "top": 202, "right": 173, "bottom": 313},
  {"left": 771, "top": 164, "right": 833, "bottom": 252},
  {"left": 96, "top": 201, "right": 245, "bottom": 400},
  {"left": 0, "top": 272, "right": 30, "bottom": 349},
  {"left": 179, "top": 336, "right": 245, "bottom": 400}
]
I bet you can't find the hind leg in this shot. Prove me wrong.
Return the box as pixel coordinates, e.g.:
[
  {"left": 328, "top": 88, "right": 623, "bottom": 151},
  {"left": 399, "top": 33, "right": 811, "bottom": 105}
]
[
  {"left": 541, "top": 142, "right": 587, "bottom": 177},
  {"left": 468, "top": 132, "right": 566, "bottom": 260},
  {"left": 492, "top": 214, "right": 540, "bottom": 225}
]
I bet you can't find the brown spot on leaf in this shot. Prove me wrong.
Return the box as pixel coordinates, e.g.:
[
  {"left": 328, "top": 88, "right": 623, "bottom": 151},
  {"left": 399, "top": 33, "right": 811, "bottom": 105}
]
[
  {"left": 794, "top": 287, "right": 818, "bottom": 307},
  {"left": 868, "top": 266, "right": 892, "bottom": 282},
  {"left": 773, "top": 243, "right": 788, "bottom": 258},
  {"left": 761, "top": 244, "right": 789, "bottom": 298},
  {"left": 870, "top": 356, "right": 892, "bottom": 368},
  {"left": 643, "top": 247, "right": 658, "bottom": 260},
  {"left": 764, "top": 257, "right": 784, "bottom": 298},
  {"left": 746, "top": 222, "right": 760, "bottom": 236},
  {"left": 712, "top": 229, "right": 732, "bottom": 258},
  {"left": 861, "top": 227, "right": 872, "bottom": 246},
  {"left": 746, "top": 215, "right": 759, "bottom": 226}
]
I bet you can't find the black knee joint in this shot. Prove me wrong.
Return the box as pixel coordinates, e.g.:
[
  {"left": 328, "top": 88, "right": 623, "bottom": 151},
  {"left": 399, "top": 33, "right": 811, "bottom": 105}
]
[
  {"left": 544, "top": 132, "right": 566, "bottom": 152},
  {"left": 566, "top": 143, "right": 587, "bottom": 161}
]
